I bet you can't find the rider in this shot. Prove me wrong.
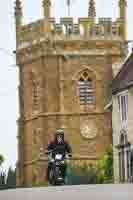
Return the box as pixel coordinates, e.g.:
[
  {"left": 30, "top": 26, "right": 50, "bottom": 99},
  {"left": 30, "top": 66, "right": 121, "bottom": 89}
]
[{"left": 46, "top": 129, "right": 72, "bottom": 180}]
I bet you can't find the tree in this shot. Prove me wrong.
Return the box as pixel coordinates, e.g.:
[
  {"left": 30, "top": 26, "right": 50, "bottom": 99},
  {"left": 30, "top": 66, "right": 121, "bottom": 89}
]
[
  {"left": 0, "top": 155, "right": 16, "bottom": 190},
  {"left": 0, "top": 154, "right": 4, "bottom": 166},
  {"left": 0, "top": 154, "right": 6, "bottom": 189},
  {"left": 0, "top": 172, "right": 6, "bottom": 189},
  {"left": 6, "top": 167, "right": 16, "bottom": 189},
  {"left": 97, "top": 145, "right": 114, "bottom": 183}
]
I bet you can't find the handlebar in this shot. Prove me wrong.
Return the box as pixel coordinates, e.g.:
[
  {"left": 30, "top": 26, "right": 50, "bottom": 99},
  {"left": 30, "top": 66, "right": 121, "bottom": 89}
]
[{"left": 46, "top": 151, "right": 72, "bottom": 160}]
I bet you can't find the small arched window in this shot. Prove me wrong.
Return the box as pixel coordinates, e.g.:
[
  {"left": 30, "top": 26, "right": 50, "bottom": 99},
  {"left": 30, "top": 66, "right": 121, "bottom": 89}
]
[{"left": 78, "top": 71, "right": 95, "bottom": 106}]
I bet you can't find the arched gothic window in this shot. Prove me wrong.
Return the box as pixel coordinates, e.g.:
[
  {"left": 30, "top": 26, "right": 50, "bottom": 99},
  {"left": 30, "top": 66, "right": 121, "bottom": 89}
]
[{"left": 78, "top": 71, "right": 95, "bottom": 106}]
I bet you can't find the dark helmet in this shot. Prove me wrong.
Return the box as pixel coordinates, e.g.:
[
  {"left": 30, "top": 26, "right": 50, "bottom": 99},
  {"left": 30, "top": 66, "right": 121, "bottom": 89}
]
[{"left": 55, "top": 129, "right": 64, "bottom": 143}]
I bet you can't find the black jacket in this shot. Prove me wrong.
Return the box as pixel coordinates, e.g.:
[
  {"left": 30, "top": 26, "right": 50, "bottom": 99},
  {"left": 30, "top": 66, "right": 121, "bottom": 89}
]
[{"left": 47, "top": 141, "right": 72, "bottom": 158}]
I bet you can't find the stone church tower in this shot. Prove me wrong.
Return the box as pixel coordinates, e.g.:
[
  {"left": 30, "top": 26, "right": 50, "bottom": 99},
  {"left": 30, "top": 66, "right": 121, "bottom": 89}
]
[{"left": 15, "top": 0, "right": 128, "bottom": 187}]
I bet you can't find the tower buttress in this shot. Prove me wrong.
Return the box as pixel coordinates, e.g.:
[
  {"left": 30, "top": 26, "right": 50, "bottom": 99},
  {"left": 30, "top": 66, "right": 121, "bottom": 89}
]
[
  {"left": 43, "top": 0, "right": 51, "bottom": 19},
  {"left": 14, "top": 0, "right": 23, "bottom": 186},
  {"left": 14, "top": 0, "right": 23, "bottom": 29},
  {"left": 119, "top": 0, "right": 127, "bottom": 40},
  {"left": 88, "top": 0, "right": 96, "bottom": 20}
]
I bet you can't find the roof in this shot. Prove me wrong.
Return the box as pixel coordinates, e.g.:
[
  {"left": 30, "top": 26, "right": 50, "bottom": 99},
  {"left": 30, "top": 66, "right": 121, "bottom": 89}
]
[{"left": 112, "top": 52, "right": 133, "bottom": 94}]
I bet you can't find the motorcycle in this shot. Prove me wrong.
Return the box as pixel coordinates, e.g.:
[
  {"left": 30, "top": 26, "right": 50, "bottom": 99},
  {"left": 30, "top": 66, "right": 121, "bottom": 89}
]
[{"left": 47, "top": 151, "right": 71, "bottom": 185}]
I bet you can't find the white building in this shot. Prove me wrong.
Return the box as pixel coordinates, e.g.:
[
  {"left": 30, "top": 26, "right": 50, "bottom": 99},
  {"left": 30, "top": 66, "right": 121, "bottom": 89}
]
[{"left": 112, "top": 52, "right": 133, "bottom": 183}]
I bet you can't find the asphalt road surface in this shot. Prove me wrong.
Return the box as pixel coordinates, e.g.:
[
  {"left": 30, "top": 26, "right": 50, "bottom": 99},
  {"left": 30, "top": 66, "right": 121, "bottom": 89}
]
[{"left": 0, "top": 184, "right": 133, "bottom": 200}]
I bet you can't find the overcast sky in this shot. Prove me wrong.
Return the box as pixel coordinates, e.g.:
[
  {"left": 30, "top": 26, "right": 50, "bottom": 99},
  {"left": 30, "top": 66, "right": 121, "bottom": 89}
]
[{"left": 0, "top": 0, "right": 133, "bottom": 170}]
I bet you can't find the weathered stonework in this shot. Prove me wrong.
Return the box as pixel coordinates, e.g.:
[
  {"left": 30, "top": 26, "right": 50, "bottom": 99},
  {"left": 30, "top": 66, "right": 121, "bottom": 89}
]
[{"left": 15, "top": 0, "right": 127, "bottom": 187}]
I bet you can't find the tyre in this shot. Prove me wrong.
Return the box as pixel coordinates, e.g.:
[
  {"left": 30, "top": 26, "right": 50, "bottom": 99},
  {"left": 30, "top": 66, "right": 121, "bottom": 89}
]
[{"left": 49, "top": 169, "right": 55, "bottom": 185}]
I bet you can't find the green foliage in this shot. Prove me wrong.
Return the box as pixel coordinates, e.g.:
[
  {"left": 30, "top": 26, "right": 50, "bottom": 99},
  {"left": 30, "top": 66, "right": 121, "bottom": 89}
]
[
  {"left": 96, "top": 145, "right": 114, "bottom": 184},
  {"left": 66, "top": 146, "right": 114, "bottom": 185},
  {"left": 0, "top": 154, "right": 4, "bottom": 166}
]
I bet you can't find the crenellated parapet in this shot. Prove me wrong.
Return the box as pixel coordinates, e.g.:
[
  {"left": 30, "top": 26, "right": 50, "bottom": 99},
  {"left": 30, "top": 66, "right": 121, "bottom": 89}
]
[
  {"left": 16, "top": 17, "right": 125, "bottom": 49},
  {"left": 15, "top": 0, "right": 127, "bottom": 50}
]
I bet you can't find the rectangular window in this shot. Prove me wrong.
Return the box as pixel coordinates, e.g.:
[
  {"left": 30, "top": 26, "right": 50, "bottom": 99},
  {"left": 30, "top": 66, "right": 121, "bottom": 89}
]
[{"left": 117, "top": 93, "right": 128, "bottom": 123}]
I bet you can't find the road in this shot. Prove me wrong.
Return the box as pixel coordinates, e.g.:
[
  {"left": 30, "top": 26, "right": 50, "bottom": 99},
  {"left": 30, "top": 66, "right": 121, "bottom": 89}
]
[{"left": 0, "top": 184, "right": 133, "bottom": 200}]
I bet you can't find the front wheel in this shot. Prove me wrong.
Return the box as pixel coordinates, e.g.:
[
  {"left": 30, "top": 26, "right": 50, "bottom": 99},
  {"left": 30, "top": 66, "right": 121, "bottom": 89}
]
[{"left": 49, "top": 169, "right": 55, "bottom": 185}]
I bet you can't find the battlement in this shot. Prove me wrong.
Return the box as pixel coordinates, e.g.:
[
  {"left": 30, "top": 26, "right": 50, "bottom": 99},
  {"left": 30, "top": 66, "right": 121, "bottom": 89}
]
[
  {"left": 15, "top": 0, "right": 127, "bottom": 50},
  {"left": 16, "top": 17, "right": 125, "bottom": 50}
]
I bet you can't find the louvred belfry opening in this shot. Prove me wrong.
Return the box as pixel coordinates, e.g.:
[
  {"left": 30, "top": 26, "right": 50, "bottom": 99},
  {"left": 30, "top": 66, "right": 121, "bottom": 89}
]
[{"left": 78, "top": 71, "right": 95, "bottom": 106}]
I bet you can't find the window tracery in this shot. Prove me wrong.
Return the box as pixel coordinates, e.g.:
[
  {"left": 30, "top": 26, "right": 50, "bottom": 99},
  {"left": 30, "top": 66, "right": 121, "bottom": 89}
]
[{"left": 78, "top": 71, "right": 95, "bottom": 106}]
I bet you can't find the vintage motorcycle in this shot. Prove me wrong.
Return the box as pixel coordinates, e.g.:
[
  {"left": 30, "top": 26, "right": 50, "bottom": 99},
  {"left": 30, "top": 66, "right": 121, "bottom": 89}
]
[{"left": 47, "top": 151, "right": 71, "bottom": 185}]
